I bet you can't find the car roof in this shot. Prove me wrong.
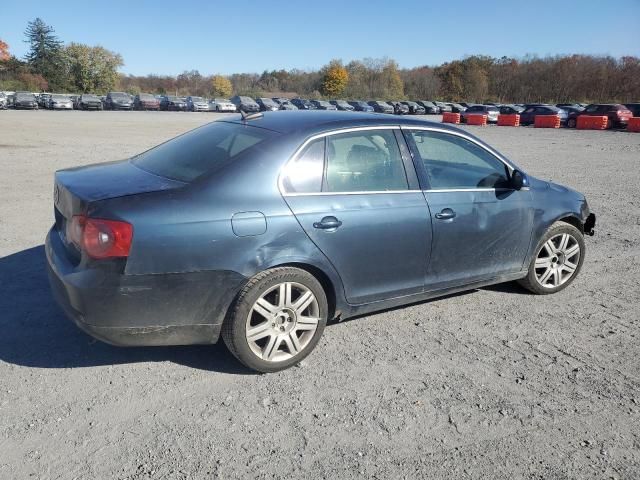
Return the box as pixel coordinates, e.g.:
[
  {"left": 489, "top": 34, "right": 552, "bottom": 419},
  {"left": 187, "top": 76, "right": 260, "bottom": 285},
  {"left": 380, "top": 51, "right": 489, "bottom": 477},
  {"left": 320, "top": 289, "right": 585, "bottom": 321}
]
[{"left": 222, "top": 110, "right": 465, "bottom": 135}]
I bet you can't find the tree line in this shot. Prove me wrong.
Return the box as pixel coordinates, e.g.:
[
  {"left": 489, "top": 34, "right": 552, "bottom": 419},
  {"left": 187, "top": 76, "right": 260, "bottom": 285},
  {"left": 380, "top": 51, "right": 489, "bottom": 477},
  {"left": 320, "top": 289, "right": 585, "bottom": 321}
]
[{"left": 1, "top": 18, "right": 638, "bottom": 103}]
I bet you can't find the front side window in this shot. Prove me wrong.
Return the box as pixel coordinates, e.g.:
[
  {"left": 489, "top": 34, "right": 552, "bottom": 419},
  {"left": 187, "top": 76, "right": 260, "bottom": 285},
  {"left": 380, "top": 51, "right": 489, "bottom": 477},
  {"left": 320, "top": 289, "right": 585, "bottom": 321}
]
[
  {"left": 408, "top": 130, "right": 510, "bottom": 189},
  {"left": 325, "top": 130, "right": 408, "bottom": 192}
]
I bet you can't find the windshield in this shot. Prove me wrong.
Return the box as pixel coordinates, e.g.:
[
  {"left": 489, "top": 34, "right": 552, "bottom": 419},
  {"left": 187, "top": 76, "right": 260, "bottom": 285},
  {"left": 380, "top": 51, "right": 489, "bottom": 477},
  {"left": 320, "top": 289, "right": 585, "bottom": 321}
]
[
  {"left": 261, "top": 99, "right": 276, "bottom": 106},
  {"left": 82, "top": 95, "right": 99, "bottom": 100},
  {"left": 317, "top": 101, "right": 331, "bottom": 106},
  {"left": 52, "top": 94, "right": 69, "bottom": 100},
  {"left": 214, "top": 98, "right": 230, "bottom": 103},
  {"left": 16, "top": 93, "right": 35, "bottom": 100},
  {"left": 132, "top": 122, "right": 275, "bottom": 183},
  {"left": 139, "top": 94, "right": 154, "bottom": 100},
  {"left": 111, "top": 93, "right": 128, "bottom": 99},
  {"left": 167, "top": 96, "right": 180, "bottom": 101},
  {"left": 239, "top": 97, "right": 255, "bottom": 103},
  {"left": 190, "top": 97, "right": 204, "bottom": 102}
]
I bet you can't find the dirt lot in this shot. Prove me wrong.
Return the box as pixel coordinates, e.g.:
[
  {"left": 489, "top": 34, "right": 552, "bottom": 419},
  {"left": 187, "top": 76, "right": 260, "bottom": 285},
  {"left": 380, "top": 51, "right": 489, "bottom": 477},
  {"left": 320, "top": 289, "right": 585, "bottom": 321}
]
[{"left": 1, "top": 111, "right": 639, "bottom": 479}]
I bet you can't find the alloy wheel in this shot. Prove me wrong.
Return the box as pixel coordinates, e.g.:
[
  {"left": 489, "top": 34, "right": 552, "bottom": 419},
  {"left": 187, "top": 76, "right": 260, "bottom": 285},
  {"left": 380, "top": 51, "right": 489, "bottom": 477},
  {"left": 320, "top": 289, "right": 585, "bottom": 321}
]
[
  {"left": 534, "top": 233, "right": 581, "bottom": 288},
  {"left": 245, "top": 282, "right": 320, "bottom": 362}
]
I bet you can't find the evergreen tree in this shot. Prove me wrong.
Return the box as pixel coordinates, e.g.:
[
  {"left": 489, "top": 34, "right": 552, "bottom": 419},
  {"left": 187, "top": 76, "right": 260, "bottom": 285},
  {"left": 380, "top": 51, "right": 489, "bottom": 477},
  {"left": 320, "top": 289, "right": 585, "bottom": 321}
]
[{"left": 24, "top": 18, "right": 66, "bottom": 90}]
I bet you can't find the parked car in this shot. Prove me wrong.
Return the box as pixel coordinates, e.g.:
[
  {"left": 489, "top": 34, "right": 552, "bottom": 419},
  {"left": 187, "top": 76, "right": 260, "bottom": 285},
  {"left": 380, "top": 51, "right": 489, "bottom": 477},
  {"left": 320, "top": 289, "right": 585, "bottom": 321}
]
[
  {"left": 446, "top": 103, "right": 467, "bottom": 113},
  {"left": 69, "top": 95, "right": 80, "bottom": 109},
  {"left": 367, "top": 100, "right": 394, "bottom": 114},
  {"left": 230, "top": 95, "right": 260, "bottom": 113},
  {"left": 347, "top": 100, "right": 373, "bottom": 112},
  {"left": 461, "top": 105, "right": 499, "bottom": 123},
  {"left": 434, "top": 101, "right": 452, "bottom": 113},
  {"left": 417, "top": 101, "right": 439, "bottom": 114},
  {"left": 519, "top": 105, "right": 568, "bottom": 126},
  {"left": 401, "top": 101, "right": 426, "bottom": 115},
  {"left": 48, "top": 94, "right": 74, "bottom": 110},
  {"left": 105, "top": 92, "right": 133, "bottom": 110},
  {"left": 310, "top": 100, "right": 338, "bottom": 110},
  {"left": 566, "top": 103, "right": 633, "bottom": 129},
  {"left": 160, "top": 96, "right": 188, "bottom": 111},
  {"left": 278, "top": 100, "right": 298, "bottom": 111},
  {"left": 135, "top": 93, "right": 161, "bottom": 111},
  {"left": 556, "top": 103, "right": 582, "bottom": 109},
  {"left": 0, "top": 92, "right": 7, "bottom": 110},
  {"left": 499, "top": 104, "right": 525, "bottom": 115},
  {"left": 330, "top": 100, "right": 355, "bottom": 111},
  {"left": 38, "top": 93, "right": 52, "bottom": 109},
  {"left": 209, "top": 98, "right": 236, "bottom": 112},
  {"left": 559, "top": 105, "right": 584, "bottom": 116},
  {"left": 290, "top": 98, "right": 316, "bottom": 110},
  {"left": 624, "top": 103, "right": 640, "bottom": 117},
  {"left": 13, "top": 92, "right": 38, "bottom": 110},
  {"left": 256, "top": 97, "right": 281, "bottom": 112},
  {"left": 46, "top": 111, "right": 596, "bottom": 373},
  {"left": 387, "top": 101, "right": 409, "bottom": 115},
  {"left": 184, "top": 96, "right": 209, "bottom": 112},
  {"left": 77, "top": 94, "right": 103, "bottom": 110}
]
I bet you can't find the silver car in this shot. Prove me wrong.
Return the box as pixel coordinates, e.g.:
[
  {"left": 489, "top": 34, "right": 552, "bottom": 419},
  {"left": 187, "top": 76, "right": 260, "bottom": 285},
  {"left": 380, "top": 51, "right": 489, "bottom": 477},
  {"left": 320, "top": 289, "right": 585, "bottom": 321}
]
[
  {"left": 49, "top": 94, "right": 74, "bottom": 110},
  {"left": 461, "top": 105, "right": 500, "bottom": 123},
  {"left": 186, "top": 96, "right": 210, "bottom": 112}
]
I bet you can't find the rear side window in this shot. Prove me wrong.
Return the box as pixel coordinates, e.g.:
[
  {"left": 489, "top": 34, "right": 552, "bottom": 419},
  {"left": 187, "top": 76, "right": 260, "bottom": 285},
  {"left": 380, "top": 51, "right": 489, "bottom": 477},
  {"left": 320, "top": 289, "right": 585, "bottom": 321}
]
[
  {"left": 132, "top": 122, "right": 274, "bottom": 182},
  {"left": 325, "top": 130, "right": 408, "bottom": 192},
  {"left": 281, "top": 138, "right": 324, "bottom": 193},
  {"left": 408, "top": 130, "right": 510, "bottom": 189}
]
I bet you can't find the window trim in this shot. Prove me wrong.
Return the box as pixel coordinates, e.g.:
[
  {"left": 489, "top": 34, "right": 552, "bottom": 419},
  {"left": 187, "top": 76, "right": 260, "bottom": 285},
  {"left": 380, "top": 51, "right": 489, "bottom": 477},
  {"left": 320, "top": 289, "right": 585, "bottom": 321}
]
[
  {"left": 279, "top": 126, "right": 419, "bottom": 197},
  {"left": 401, "top": 126, "right": 525, "bottom": 192}
]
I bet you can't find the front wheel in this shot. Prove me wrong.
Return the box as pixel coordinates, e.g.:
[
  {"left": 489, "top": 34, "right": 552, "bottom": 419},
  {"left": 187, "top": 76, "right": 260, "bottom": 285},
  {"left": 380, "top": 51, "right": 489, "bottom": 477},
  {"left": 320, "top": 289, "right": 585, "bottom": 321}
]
[
  {"left": 518, "top": 222, "right": 585, "bottom": 294},
  {"left": 222, "top": 267, "right": 328, "bottom": 373},
  {"left": 567, "top": 118, "right": 576, "bottom": 128}
]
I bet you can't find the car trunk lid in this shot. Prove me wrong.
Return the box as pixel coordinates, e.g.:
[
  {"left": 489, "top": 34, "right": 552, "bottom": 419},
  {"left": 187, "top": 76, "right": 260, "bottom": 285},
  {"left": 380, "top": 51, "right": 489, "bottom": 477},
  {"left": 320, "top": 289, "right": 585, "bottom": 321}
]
[{"left": 53, "top": 160, "right": 186, "bottom": 259}]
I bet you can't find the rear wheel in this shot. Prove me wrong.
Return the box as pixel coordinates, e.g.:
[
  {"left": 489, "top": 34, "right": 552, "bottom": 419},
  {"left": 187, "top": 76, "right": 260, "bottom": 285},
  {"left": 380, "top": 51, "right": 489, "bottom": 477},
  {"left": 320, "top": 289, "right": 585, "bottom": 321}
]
[
  {"left": 567, "top": 118, "right": 577, "bottom": 128},
  {"left": 518, "top": 222, "right": 585, "bottom": 294},
  {"left": 222, "top": 267, "right": 328, "bottom": 373}
]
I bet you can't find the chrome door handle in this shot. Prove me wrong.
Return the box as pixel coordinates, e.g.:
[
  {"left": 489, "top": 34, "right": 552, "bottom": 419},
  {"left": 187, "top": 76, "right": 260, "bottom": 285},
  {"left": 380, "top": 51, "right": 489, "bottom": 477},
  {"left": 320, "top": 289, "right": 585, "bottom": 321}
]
[
  {"left": 435, "top": 208, "right": 456, "bottom": 220},
  {"left": 313, "top": 216, "right": 342, "bottom": 230}
]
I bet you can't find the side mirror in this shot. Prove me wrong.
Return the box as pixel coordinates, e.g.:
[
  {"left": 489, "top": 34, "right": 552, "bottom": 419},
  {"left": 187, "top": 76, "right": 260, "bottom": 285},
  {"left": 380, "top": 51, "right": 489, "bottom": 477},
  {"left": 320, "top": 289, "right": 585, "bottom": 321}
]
[{"left": 511, "top": 170, "right": 526, "bottom": 190}]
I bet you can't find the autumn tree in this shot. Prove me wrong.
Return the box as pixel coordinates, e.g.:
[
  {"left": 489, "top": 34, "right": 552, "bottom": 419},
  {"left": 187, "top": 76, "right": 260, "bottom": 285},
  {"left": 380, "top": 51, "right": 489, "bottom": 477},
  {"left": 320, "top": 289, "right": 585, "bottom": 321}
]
[
  {"left": 0, "top": 39, "right": 9, "bottom": 61},
  {"left": 65, "top": 43, "right": 123, "bottom": 93},
  {"left": 211, "top": 75, "right": 232, "bottom": 97},
  {"left": 321, "top": 60, "right": 349, "bottom": 97}
]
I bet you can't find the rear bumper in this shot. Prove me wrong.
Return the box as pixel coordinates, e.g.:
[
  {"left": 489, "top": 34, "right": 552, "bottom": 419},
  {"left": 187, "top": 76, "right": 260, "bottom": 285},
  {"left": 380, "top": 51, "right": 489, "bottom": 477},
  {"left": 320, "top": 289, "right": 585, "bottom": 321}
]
[{"left": 46, "top": 228, "right": 246, "bottom": 346}]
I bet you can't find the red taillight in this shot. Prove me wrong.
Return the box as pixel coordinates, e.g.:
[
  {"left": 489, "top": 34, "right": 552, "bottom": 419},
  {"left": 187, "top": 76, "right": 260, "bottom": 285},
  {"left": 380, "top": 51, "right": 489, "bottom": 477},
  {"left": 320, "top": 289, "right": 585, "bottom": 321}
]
[{"left": 70, "top": 215, "right": 133, "bottom": 259}]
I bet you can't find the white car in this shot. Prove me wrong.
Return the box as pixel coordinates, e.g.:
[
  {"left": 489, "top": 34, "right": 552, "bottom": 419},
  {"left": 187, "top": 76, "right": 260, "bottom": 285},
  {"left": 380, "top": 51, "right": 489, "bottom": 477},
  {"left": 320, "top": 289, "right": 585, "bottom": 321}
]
[
  {"left": 0, "top": 93, "right": 7, "bottom": 110},
  {"left": 209, "top": 98, "right": 236, "bottom": 112},
  {"left": 49, "top": 94, "right": 74, "bottom": 110}
]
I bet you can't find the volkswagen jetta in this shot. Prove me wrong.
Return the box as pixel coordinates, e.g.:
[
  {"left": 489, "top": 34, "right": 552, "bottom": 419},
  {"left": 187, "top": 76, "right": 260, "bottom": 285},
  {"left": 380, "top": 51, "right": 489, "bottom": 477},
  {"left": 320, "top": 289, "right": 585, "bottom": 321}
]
[{"left": 47, "top": 111, "right": 595, "bottom": 372}]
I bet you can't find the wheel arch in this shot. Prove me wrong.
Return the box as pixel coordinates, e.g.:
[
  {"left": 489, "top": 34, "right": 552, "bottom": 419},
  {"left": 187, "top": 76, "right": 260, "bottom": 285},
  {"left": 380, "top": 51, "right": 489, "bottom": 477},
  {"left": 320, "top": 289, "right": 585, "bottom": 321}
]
[{"left": 270, "top": 262, "right": 339, "bottom": 321}]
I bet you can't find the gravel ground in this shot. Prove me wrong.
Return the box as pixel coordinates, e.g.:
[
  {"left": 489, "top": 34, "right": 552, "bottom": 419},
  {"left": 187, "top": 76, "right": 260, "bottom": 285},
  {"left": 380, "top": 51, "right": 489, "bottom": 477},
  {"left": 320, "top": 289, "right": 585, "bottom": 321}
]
[{"left": 1, "top": 111, "right": 639, "bottom": 479}]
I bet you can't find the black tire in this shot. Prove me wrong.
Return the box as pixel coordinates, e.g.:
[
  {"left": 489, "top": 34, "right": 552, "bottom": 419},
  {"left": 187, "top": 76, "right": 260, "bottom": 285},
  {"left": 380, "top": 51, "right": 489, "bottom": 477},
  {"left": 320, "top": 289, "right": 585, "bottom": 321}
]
[
  {"left": 222, "top": 267, "right": 328, "bottom": 373},
  {"left": 567, "top": 118, "right": 576, "bottom": 128},
  {"left": 517, "top": 222, "right": 585, "bottom": 295}
]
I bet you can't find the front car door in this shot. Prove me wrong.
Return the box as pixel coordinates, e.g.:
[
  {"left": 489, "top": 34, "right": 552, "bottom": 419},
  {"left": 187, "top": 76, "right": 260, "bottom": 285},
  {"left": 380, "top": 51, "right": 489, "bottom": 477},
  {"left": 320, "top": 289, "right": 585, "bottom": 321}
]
[
  {"left": 404, "top": 128, "right": 534, "bottom": 291},
  {"left": 281, "top": 127, "right": 432, "bottom": 305}
]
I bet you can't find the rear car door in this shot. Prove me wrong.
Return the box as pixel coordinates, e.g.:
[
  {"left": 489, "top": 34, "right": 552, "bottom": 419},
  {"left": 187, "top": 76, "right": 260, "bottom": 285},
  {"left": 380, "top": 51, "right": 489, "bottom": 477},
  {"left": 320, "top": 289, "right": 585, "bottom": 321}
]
[
  {"left": 281, "top": 127, "right": 432, "bottom": 305},
  {"left": 404, "top": 128, "right": 534, "bottom": 291}
]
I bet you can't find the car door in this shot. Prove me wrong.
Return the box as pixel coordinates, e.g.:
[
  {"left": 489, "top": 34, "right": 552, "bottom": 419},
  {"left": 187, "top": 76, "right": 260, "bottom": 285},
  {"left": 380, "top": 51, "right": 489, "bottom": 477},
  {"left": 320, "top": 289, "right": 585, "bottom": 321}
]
[
  {"left": 281, "top": 127, "right": 432, "bottom": 305},
  {"left": 404, "top": 128, "right": 534, "bottom": 291}
]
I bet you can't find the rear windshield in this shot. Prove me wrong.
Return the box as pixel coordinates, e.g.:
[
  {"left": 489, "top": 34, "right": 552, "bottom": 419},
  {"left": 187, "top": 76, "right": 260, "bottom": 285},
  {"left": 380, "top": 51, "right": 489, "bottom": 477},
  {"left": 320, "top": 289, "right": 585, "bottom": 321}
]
[{"left": 132, "top": 122, "right": 275, "bottom": 183}]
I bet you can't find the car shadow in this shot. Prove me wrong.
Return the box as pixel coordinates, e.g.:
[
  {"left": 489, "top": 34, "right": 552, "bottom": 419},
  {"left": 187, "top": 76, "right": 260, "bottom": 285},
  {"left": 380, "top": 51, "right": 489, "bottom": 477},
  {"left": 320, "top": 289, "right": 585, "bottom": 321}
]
[{"left": 0, "top": 245, "right": 253, "bottom": 375}]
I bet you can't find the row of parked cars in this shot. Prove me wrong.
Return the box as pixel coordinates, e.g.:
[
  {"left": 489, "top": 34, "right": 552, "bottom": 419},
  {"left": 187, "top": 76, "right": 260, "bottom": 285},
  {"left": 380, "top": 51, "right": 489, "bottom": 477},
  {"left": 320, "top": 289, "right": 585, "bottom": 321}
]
[
  {"left": 454, "top": 102, "right": 638, "bottom": 129},
  {"left": 2, "top": 90, "right": 638, "bottom": 129}
]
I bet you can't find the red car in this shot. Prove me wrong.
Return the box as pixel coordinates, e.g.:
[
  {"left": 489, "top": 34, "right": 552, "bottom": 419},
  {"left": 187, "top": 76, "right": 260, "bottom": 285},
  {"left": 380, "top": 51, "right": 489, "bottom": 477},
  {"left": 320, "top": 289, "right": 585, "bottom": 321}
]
[{"left": 566, "top": 104, "right": 632, "bottom": 129}]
